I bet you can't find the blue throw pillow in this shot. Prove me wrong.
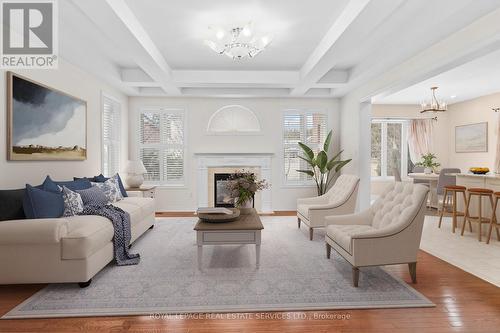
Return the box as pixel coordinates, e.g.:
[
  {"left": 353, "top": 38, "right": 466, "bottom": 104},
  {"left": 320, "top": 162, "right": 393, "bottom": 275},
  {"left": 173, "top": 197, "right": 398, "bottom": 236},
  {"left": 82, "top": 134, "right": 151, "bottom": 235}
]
[
  {"left": 23, "top": 184, "right": 64, "bottom": 219},
  {"left": 76, "top": 187, "right": 109, "bottom": 207},
  {"left": 91, "top": 173, "right": 128, "bottom": 198},
  {"left": 43, "top": 176, "right": 91, "bottom": 192}
]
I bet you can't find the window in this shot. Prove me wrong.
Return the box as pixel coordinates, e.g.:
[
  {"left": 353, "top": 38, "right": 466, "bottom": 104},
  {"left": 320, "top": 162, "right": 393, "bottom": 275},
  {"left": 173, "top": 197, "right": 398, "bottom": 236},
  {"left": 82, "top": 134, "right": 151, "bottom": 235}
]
[
  {"left": 283, "top": 110, "right": 328, "bottom": 185},
  {"left": 371, "top": 119, "right": 409, "bottom": 179},
  {"left": 102, "top": 95, "right": 121, "bottom": 177},
  {"left": 138, "top": 108, "right": 185, "bottom": 185}
]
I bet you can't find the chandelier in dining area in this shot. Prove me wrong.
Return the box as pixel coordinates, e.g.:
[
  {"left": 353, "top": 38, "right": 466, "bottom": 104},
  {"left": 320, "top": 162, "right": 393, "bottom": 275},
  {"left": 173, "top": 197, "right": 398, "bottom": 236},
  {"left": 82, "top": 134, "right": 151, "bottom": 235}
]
[{"left": 420, "top": 87, "right": 447, "bottom": 113}]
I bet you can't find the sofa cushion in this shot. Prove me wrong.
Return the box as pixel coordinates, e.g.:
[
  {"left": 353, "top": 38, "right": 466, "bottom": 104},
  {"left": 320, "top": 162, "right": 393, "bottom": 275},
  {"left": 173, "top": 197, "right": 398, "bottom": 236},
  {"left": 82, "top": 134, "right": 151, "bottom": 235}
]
[
  {"left": 112, "top": 197, "right": 154, "bottom": 226},
  {"left": 326, "top": 224, "right": 375, "bottom": 254},
  {"left": 23, "top": 184, "right": 64, "bottom": 219},
  {"left": 0, "top": 188, "right": 26, "bottom": 221},
  {"left": 61, "top": 215, "right": 114, "bottom": 259},
  {"left": 120, "top": 197, "right": 155, "bottom": 218}
]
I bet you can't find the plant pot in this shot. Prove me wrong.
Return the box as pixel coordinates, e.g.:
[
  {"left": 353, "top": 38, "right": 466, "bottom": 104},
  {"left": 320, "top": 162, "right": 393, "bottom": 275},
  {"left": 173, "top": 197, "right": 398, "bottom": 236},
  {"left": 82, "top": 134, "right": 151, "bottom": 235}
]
[
  {"left": 235, "top": 198, "right": 253, "bottom": 215},
  {"left": 424, "top": 167, "right": 432, "bottom": 174}
]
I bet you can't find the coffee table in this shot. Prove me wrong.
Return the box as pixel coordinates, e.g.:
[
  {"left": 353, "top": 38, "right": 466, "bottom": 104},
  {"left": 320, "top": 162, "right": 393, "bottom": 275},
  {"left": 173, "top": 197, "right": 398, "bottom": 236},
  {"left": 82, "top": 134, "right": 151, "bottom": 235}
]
[{"left": 194, "top": 209, "right": 264, "bottom": 270}]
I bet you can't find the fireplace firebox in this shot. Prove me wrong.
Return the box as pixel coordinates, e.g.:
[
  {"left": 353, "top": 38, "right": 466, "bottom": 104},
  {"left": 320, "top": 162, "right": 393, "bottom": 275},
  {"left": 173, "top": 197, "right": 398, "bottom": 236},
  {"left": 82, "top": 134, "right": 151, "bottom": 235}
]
[{"left": 214, "top": 173, "right": 255, "bottom": 208}]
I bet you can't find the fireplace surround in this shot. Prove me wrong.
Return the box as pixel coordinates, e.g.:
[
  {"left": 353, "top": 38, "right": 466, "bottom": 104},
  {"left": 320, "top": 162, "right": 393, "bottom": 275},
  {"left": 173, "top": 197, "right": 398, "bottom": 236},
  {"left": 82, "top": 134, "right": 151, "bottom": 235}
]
[{"left": 195, "top": 153, "right": 273, "bottom": 213}]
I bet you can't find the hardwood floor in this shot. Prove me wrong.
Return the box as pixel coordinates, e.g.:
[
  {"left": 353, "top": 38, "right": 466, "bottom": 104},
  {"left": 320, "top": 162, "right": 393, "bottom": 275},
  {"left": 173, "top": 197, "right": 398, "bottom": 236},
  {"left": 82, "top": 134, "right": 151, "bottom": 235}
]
[{"left": 1, "top": 213, "right": 499, "bottom": 332}]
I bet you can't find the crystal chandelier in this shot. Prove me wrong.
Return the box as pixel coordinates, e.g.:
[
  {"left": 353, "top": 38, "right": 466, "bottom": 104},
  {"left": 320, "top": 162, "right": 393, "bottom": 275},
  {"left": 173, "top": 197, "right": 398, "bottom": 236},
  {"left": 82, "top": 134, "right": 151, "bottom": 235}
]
[
  {"left": 420, "top": 87, "right": 447, "bottom": 113},
  {"left": 204, "top": 23, "right": 272, "bottom": 60}
]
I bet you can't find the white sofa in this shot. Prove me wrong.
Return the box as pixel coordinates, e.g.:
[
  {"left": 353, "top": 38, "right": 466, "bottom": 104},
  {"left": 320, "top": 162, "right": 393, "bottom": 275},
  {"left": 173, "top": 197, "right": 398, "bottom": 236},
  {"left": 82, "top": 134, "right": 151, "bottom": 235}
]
[
  {"left": 0, "top": 197, "right": 155, "bottom": 287},
  {"left": 297, "top": 174, "right": 360, "bottom": 240},
  {"left": 325, "top": 182, "right": 429, "bottom": 287}
]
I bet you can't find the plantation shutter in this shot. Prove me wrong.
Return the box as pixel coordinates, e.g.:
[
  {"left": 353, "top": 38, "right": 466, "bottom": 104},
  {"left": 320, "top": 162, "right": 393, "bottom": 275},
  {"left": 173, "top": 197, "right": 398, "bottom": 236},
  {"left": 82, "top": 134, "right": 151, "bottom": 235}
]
[
  {"left": 102, "top": 96, "right": 121, "bottom": 177},
  {"left": 139, "top": 109, "right": 185, "bottom": 184},
  {"left": 283, "top": 111, "right": 328, "bottom": 184}
]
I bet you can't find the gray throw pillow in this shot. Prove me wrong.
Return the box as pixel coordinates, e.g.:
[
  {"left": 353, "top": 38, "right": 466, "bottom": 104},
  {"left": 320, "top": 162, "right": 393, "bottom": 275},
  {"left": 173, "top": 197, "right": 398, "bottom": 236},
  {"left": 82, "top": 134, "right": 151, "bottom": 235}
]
[
  {"left": 61, "top": 186, "right": 84, "bottom": 216},
  {"left": 76, "top": 186, "right": 109, "bottom": 207}
]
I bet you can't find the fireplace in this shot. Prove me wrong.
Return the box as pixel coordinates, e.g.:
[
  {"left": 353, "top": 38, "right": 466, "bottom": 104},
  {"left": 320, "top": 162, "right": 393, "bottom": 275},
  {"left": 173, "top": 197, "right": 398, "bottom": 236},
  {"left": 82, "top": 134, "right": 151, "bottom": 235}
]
[
  {"left": 214, "top": 173, "right": 234, "bottom": 207},
  {"left": 214, "top": 173, "right": 255, "bottom": 208},
  {"left": 195, "top": 153, "right": 273, "bottom": 213}
]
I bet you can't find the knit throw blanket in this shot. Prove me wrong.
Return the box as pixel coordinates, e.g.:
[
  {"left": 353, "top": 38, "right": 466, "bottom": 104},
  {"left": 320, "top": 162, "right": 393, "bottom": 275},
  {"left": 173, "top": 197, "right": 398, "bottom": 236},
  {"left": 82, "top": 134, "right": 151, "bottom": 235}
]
[{"left": 79, "top": 205, "right": 140, "bottom": 266}]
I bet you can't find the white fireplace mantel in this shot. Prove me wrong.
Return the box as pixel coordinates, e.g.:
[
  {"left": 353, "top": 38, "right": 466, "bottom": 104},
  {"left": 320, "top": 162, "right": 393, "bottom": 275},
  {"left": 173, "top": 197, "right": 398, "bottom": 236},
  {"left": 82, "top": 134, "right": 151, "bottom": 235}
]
[{"left": 194, "top": 153, "right": 274, "bottom": 213}]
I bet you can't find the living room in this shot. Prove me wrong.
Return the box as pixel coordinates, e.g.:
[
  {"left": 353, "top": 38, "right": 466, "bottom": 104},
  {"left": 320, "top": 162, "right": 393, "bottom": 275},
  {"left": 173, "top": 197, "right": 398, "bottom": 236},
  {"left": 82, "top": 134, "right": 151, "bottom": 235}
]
[{"left": 1, "top": 0, "right": 499, "bottom": 332}]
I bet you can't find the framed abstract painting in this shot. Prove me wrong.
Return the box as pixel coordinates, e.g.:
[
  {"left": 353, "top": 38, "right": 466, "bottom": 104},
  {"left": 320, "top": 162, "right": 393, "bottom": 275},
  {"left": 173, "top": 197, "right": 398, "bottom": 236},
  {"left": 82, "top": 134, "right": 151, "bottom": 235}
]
[
  {"left": 6, "top": 72, "right": 87, "bottom": 161},
  {"left": 455, "top": 122, "right": 488, "bottom": 153}
]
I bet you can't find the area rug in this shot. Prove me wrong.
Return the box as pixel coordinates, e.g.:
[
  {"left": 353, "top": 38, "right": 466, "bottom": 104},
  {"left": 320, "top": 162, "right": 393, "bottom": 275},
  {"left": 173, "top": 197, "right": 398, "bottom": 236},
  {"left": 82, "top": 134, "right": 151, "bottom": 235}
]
[{"left": 3, "top": 216, "right": 434, "bottom": 319}]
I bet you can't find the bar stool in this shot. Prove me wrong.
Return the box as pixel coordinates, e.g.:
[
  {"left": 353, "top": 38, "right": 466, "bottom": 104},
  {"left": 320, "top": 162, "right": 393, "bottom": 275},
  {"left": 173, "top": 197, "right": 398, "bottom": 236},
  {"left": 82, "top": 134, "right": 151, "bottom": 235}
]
[
  {"left": 462, "top": 188, "right": 494, "bottom": 242},
  {"left": 487, "top": 192, "right": 500, "bottom": 244},
  {"left": 438, "top": 185, "right": 469, "bottom": 233}
]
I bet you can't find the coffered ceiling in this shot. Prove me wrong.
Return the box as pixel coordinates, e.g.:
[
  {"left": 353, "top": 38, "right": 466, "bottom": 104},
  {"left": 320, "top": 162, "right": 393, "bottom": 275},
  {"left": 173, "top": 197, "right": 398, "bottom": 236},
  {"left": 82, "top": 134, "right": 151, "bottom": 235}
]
[{"left": 61, "top": 0, "right": 500, "bottom": 98}]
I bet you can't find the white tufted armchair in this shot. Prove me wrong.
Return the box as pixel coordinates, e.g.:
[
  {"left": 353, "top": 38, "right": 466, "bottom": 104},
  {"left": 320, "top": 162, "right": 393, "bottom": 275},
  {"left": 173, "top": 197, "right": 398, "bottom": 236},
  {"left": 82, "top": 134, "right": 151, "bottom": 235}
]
[
  {"left": 297, "top": 174, "right": 360, "bottom": 240},
  {"left": 325, "top": 182, "right": 429, "bottom": 287}
]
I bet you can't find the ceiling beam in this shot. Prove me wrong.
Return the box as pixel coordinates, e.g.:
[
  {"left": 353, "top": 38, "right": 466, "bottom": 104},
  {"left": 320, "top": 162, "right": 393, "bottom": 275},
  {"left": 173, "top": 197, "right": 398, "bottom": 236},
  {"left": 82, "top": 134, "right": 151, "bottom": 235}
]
[
  {"left": 71, "top": 0, "right": 180, "bottom": 95},
  {"left": 120, "top": 68, "right": 159, "bottom": 87},
  {"left": 172, "top": 70, "right": 300, "bottom": 86},
  {"left": 290, "top": 0, "right": 373, "bottom": 96}
]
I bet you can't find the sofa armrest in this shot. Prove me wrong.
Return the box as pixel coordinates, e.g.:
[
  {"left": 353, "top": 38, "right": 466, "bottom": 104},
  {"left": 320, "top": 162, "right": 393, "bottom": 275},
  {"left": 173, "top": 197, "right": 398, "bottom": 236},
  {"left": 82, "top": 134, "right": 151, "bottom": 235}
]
[
  {"left": 325, "top": 209, "right": 372, "bottom": 226},
  {"left": 0, "top": 218, "right": 69, "bottom": 245}
]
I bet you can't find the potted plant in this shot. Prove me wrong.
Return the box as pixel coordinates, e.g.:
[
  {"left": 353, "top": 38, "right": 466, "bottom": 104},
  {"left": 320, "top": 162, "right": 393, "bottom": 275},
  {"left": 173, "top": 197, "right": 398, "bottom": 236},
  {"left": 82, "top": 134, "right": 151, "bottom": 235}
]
[
  {"left": 415, "top": 153, "right": 440, "bottom": 174},
  {"left": 297, "top": 130, "right": 352, "bottom": 196},
  {"left": 226, "top": 170, "right": 269, "bottom": 214}
]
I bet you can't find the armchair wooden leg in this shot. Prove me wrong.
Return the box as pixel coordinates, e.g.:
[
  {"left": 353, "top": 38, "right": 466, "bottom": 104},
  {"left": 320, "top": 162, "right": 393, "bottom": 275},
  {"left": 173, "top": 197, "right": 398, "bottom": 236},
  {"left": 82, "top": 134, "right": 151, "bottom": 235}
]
[
  {"left": 309, "top": 227, "right": 313, "bottom": 241},
  {"left": 408, "top": 262, "right": 417, "bottom": 283},
  {"left": 352, "top": 267, "right": 359, "bottom": 287},
  {"left": 326, "top": 243, "right": 331, "bottom": 259},
  {"left": 297, "top": 218, "right": 301, "bottom": 229}
]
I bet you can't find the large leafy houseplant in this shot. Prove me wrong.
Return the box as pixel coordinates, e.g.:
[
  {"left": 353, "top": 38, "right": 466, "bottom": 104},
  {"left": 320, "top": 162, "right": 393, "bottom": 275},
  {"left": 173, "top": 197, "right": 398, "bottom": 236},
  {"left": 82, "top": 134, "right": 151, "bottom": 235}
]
[{"left": 297, "top": 130, "right": 352, "bottom": 196}]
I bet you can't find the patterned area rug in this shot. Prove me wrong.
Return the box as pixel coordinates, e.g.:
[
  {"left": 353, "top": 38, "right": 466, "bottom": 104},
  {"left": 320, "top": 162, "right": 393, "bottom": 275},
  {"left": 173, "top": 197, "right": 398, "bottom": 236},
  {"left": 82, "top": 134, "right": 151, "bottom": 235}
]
[{"left": 3, "top": 217, "right": 433, "bottom": 318}]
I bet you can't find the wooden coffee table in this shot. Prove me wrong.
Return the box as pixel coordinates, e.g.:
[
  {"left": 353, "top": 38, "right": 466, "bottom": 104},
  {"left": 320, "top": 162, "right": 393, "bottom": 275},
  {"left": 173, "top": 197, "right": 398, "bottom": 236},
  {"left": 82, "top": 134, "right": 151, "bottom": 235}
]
[{"left": 194, "top": 209, "right": 264, "bottom": 270}]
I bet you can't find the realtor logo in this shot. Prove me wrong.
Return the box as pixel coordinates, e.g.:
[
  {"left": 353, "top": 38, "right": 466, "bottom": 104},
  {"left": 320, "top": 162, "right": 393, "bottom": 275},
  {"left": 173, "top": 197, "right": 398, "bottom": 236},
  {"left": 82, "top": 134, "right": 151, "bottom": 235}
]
[{"left": 1, "top": 0, "right": 58, "bottom": 68}]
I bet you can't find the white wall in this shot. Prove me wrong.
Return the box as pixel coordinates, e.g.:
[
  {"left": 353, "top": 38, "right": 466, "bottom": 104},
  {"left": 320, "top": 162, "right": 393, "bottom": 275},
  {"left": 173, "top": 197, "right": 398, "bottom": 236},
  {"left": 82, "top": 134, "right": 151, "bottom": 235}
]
[
  {"left": 0, "top": 59, "right": 129, "bottom": 189},
  {"left": 128, "top": 97, "right": 340, "bottom": 211},
  {"left": 446, "top": 92, "right": 499, "bottom": 172}
]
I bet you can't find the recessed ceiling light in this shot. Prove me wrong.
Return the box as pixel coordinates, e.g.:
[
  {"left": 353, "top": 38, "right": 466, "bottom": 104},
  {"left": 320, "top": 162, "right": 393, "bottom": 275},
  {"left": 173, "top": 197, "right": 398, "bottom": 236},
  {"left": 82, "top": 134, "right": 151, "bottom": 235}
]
[{"left": 450, "top": 95, "right": 457, "bottom": 99}]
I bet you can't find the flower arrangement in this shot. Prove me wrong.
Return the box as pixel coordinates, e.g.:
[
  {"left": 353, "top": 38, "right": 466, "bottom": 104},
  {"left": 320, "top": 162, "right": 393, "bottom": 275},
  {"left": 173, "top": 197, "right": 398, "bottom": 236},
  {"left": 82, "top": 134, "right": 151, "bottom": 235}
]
[{"left": 226, "top": 170, "right": 269, "bottom": 207}]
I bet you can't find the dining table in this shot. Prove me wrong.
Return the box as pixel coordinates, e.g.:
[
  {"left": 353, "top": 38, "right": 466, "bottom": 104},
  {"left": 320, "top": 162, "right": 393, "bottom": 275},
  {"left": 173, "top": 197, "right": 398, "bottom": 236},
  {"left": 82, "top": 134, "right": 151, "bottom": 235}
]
[{"left": 407, "top": 172, "right": 440, "bottom": 208}]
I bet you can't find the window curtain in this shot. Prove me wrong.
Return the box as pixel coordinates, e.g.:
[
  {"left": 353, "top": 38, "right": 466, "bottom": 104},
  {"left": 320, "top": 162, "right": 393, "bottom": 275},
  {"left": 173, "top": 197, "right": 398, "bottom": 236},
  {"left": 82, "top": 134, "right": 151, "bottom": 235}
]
[
  {"left": 408, "top": 119, "right": 434, "bottom": 164},
  {"left": 494, "top": 113, "right": 500, "bottom": 173}
]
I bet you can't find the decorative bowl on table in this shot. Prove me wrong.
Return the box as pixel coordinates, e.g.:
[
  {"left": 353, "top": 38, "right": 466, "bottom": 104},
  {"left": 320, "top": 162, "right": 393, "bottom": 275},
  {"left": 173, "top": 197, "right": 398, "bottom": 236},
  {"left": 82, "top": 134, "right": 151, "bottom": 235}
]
[
  {"left": 198, "top": 208, "right": 240, "bottom": 223},
  {"left": 469, "top": 167, "right": 489, "bottom": 175}
]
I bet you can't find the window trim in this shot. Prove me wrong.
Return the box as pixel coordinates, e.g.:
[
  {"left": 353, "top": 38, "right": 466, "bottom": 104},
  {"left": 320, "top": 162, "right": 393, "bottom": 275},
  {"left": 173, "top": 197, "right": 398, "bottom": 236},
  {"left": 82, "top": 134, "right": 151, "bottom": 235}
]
[
  {"left": 136, "top": 106, "right": 187, "bottom": 187},
  {"left": 281, "top": 109, "right": 329, "bottom": 187},
  {"left": 371, "top": 118, "right": 409, "bottom": 181},
  {"left": 101, "top": 92, "right": 121, "bottom": 177}
]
